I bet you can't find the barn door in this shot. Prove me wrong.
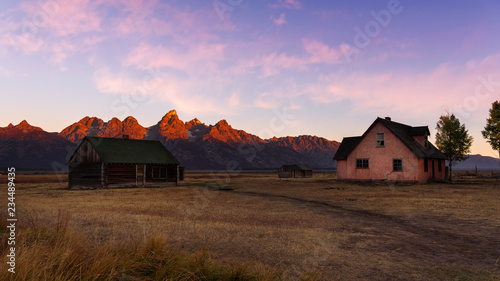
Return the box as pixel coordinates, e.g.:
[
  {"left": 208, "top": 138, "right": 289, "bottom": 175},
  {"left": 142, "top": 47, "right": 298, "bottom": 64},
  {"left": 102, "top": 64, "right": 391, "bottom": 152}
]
[{"left": 136, "top": 165, "right": 144, "bottom": 187}]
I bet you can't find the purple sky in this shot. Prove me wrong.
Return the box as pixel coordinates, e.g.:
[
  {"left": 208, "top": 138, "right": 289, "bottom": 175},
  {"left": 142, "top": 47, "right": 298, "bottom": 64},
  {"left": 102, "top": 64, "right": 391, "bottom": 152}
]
[{"left": 1, "top": 0, "right": 500, "bottom": 157}]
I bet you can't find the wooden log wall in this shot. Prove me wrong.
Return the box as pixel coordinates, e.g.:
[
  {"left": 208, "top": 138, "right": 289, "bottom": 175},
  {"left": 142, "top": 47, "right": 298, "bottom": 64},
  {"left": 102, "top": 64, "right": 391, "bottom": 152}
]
[
  {"left": 68, "top": 162, "right": 102, "bottom": 188},
  {"left": 145, "top": 164, "right": 178, "bottom": 182},
  {"left": 105, "top": 164, "right": 138, "bottom": 186},
  {"left": 278, "top": 170, "right": 293, "bottom": 178}
]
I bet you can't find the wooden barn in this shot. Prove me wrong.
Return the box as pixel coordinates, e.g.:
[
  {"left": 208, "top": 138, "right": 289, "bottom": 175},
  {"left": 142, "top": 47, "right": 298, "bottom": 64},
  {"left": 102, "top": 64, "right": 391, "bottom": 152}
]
[
  {"left": 278, "top": 164, "right": 313, "bottom": 178},
  {"left": 68, "top": 136, "right": 183, "bottom": 189}
]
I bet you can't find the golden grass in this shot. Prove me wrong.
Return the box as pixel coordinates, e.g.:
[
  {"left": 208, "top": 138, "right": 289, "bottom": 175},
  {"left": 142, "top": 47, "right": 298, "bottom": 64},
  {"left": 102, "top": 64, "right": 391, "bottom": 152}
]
[
  {"left": 0, "top": 220, "right": 274, "bottom": 280},
  {"left": 1, "top": 173, "right": 499, "bottom": 280}
]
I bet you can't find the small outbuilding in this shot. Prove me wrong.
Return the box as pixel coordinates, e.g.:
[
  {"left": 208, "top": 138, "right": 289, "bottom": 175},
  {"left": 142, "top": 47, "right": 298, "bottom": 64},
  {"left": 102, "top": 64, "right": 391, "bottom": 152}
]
[
  {"left": 278, "top": 164, "right": 313, "bottom": 178},
  {"left": 68, "top": 136, "right": 182, "bottom": 189}
]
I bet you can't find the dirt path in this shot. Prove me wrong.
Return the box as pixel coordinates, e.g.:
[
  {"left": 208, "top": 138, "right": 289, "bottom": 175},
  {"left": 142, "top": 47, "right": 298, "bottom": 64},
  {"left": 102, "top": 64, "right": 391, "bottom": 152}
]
[{"left": 228, "top": 189, "right": 500, "bottom": 272}]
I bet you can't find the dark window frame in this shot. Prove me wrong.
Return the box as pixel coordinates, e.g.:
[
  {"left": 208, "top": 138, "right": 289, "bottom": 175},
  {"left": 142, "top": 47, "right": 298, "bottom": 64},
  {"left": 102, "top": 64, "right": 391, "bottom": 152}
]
[
  {"left": 356, "top": 158, "right": 369, "bottom": 169},
  {"left": 424, "top": 159, "right": 428, "bottom": 172},
  {"left": 393, "top": 159, "right": 403, "bottom": 172},
  {"left": 152, "top": 166, "right": 167, "bottom": 179},
  {"left": 438, "top": 160, "right": 442, "bottom": 172},
  {"left": 376, "top": 133, "right": 385, "bottom": 147}
]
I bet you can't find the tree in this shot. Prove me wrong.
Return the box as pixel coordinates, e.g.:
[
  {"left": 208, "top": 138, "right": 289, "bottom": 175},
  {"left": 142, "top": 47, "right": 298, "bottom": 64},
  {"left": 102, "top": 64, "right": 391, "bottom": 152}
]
[
  {"left": 435, "top": 113, "right": 473, "bottom": 182},
  {"left": 482, "top": 101, "right": 500, "bottom": 161}
]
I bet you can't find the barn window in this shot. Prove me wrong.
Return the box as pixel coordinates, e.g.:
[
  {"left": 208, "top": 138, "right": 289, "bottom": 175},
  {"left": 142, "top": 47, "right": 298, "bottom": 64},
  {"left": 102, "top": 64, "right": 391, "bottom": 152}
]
[
  {"left": 393, "top": 159, "right": 403, "bottom": 171},
  {"left": 356, "top": 159, "right": 369, "bottom": 169},
  {"left": 438, "top": 160, "right": 442, "bottom": 172},
  {"left": 376, "top": 133, "right": 385, "bottom": 147},
  {"left": 424, "top": 159, "right": 428, "bottom": 172},
  {"left": 152, "top": 167, "right": 167, "bottom": 179}
]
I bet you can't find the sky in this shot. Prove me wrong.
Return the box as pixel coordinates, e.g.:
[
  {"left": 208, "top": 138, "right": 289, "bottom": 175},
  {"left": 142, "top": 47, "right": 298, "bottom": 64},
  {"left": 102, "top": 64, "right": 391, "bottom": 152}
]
[{"left": 1, "top": 0, "right": 500, "bottom": 157}]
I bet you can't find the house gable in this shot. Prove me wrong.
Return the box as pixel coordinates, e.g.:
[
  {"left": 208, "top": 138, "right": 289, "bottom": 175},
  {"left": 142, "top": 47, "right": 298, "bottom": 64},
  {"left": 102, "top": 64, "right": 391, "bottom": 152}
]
[{"left": 344, "top": 122, "right": 420, "bottom": 181}]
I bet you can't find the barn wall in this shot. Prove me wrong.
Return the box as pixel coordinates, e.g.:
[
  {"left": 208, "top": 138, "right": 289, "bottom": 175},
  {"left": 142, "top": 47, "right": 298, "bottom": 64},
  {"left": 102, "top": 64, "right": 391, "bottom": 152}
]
[
  {"left": 105, "top": 163, "right": 138, "bottom": 187},
  {"left": 278, "top": 168, "right": 312, "bottom": 178},
  {"left": 68, "top": 163, "right": 102, "bottom": 188},
  {"left": 278, "top": 169, "right": 293, "bottom": 178},
  {"left": 69, "top": 140, "right": 101, "bottom": 164},
  {"left": 304, "top": 170, "right": 313, "bottom": 178},
  {"left": 144, "top": 164, "right": 178, "bottom": 182}
]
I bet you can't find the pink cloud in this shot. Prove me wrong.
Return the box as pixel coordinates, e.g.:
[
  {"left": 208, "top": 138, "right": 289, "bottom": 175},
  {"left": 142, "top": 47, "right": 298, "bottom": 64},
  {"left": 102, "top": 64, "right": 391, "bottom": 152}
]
[
  {"left": 269, "top": 0, "right": 302, "bottom": 10},
  {"left": 234, "top": 40, "right": 344, "bottom": 76},
  {"left": 123, "top": 42, "right": 226, "bottom": 74},
  {"left": 94, "top": 68, "right": 139, "bottom": 94},
  {"left": 305, "top": 53, "right": 500, "bottom": 121},
  {"left": 109, "top": 1, "right": 232, "bottom": 44},
  {"left": 271, "top": 13, "right": 287, "bottom": 26},
  {"left": 254, "top": 92, "right": 280, "bottom": 109},
  {"left": 303, "top": 39, "right": 342, "bottom": 64},
  {"left": 94, "top": 66, "right": 235, "bottom": 116},
  {"left": 19, "top": 0, "right": 103, "bottom": 36}
]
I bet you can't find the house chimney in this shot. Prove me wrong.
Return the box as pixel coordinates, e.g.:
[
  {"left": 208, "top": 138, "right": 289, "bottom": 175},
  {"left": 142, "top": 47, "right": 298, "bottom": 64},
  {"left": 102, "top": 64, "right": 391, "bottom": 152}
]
[
  {"left": 385, "top": 117, "right": 391, "bottom": 121},
  {"left": 122, "top": 135, "right": 129, "bottom": 139}
]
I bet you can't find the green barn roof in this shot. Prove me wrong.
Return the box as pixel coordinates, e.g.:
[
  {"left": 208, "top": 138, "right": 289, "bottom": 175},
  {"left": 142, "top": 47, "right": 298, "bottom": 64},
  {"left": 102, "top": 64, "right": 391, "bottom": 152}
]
[{"left": 84, "top": 137, "right": 180, "bottom": 165}]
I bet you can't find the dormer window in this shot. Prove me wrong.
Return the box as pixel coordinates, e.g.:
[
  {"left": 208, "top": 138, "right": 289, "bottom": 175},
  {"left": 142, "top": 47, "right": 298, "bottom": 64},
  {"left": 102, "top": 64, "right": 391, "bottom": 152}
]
[{"left": 376, "top": 133, "right": 385, "bottom": 147}]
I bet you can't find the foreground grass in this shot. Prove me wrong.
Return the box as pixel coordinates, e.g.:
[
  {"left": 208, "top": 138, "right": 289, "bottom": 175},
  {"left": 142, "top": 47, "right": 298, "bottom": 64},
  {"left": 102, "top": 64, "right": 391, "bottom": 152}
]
[
  {"left": 0, "top": 217, "right": 278, "bottom": 281},
  {"left": 1, "top": 173, "right": 499, "bottom": 280}
]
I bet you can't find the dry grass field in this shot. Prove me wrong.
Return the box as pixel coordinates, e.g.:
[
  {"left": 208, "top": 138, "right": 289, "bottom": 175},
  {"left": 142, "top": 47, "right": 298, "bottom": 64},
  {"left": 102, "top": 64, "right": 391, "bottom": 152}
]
[{"left": 1, "top": 172, "right": 500, "bottom": 280}]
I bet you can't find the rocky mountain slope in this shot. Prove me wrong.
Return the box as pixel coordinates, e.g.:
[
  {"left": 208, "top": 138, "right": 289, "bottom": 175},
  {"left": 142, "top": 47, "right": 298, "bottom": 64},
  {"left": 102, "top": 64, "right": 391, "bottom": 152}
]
[{"left": 0, "top": 121, "right": 75, "bottom": 171}]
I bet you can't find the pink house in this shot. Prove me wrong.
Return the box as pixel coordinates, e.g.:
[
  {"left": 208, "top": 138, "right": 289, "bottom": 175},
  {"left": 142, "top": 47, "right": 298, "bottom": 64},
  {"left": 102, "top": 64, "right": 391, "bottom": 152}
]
[{"left": 334, "top": 117, "right": 446, "bottom": 183}]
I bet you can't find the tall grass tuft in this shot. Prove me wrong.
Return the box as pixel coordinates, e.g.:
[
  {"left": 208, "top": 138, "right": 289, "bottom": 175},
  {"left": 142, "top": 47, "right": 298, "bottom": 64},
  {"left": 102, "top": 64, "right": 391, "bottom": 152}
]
[{"left": 0, "top": 215, "right": 279, "bottom": 281}]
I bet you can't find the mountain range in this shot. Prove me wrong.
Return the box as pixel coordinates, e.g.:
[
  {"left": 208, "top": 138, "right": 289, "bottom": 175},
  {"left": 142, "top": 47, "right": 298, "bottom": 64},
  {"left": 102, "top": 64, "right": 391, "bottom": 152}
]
[
  {"left": 0, "top": 110, "right": 340, "bottom": 171},
  {"left": 2, "top": 110, "right": 498, "bottom": 171},
  {"left": 453, "top": 154, "right": 500, "bottom": 171}
]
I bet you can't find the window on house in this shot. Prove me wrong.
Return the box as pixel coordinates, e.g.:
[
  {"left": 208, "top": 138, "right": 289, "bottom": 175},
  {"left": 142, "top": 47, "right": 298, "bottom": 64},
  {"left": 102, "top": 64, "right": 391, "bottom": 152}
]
[
  {"left": 376, "top": 133, "right": 385, "bottom": 147},
  {"left": 393, "top": 159, "right": 403, "bottom": 171},
  {"left": 424, "top": 159, "right": 428, "bottom": 172},
  {"left": 152, "top": 167, "right": 167, "bottom": 179},
  {"left": 438, "top": 160, "right": 442, "bottom": 172},
  {"left": 356, "top": 159, "right": 369, "bottom": 169}
]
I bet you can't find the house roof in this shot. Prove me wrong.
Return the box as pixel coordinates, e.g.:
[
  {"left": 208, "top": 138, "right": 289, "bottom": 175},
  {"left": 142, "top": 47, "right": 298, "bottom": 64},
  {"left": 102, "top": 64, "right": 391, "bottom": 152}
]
[
  {"left": 76, "top": 137, "right": 180, "bottom": 165},
  {"left": 333, "top": 118, "right": 446, "bottom": 161},
  {"left": 333, "top": 137, "right": 362, "bottom": 160}
]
